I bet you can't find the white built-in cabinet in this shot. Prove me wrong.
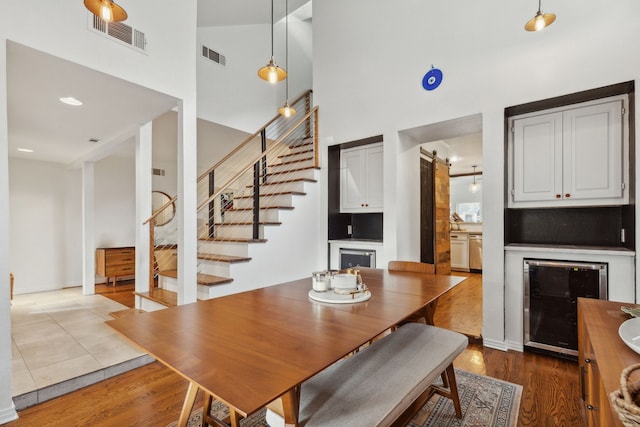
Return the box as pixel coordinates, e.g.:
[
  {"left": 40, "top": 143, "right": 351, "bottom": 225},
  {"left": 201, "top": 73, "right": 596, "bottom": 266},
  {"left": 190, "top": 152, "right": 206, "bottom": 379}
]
[
  {"left": 340, "top": 143, "right": 383, "bottom": 213},
  {"left": 450, "top": 232, "right": 469, "bottom": 271},
  {"left": 508, "top": 96, "right": 628, "bottom": 208}
]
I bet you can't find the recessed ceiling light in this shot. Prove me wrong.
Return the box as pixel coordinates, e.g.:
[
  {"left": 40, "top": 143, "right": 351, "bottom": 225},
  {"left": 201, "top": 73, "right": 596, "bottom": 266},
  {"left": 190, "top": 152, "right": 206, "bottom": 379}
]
[
  {"left": 17, "top": 148, "right": 34, "bottom": 153},
  {"left": 59, "top": 96, "right": 83, "bottom": 106}
]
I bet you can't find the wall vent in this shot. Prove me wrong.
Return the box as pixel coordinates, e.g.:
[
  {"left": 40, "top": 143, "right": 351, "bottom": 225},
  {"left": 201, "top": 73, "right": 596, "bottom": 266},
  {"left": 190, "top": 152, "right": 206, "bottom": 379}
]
[
  {"left": 90, "top": 15, "right": 146, "bottom": 52},
  {"left": 152, "top": 168, "right": 166, "bottom": 176},
  {"left": 202, "top": 45, "right": 226, "bottom": 66}
]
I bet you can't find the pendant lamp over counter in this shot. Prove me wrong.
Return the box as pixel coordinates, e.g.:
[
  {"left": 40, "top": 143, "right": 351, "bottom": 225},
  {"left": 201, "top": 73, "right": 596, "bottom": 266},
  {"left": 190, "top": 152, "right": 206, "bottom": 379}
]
[
  {"left": 258, "top": 0, "right": 287, "bottom": 84},
  {"left": 524, "top": 0, "right": 556, "bottom": 32},
  {"left": 278, "top": 0, "right": 296, "bottom": 117},
  {"left": 84, "top": 0, "right": 127, "bottom": 22},
  {"left": 469, "top": 165, "right": 480, "bottom": 194}
]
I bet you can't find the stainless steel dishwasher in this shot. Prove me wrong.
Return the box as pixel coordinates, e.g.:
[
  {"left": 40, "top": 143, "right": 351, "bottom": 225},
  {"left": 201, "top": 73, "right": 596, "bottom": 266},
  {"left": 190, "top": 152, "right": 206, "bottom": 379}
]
[{"left": 468, "top": 234, "right": 482, "bottom": 271}]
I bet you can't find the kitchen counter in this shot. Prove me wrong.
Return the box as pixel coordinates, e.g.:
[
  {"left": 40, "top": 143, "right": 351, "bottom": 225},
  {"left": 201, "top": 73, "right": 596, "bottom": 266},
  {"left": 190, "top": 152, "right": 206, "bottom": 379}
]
[
  {"left": 329, "top": 238, "right": 383, "bottom": 243},
  {"left": 505, "top": 243, "right": 634, "bottom": 256}
]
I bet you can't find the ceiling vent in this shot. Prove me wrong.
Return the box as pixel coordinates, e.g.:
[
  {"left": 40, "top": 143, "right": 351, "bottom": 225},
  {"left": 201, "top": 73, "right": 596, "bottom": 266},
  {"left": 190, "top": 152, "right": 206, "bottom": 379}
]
[
  {"left": 202, "top": 45, "right": 226, "bottom": 66},
  {"left": 89, "top": 15, "right": 146, "bottom": 53}
]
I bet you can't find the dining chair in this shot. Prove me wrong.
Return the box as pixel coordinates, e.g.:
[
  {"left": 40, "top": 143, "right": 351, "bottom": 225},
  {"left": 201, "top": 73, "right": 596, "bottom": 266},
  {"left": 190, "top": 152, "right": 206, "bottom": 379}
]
[{"left": 388, "top": 260, "right": 436, "bottom": 325}]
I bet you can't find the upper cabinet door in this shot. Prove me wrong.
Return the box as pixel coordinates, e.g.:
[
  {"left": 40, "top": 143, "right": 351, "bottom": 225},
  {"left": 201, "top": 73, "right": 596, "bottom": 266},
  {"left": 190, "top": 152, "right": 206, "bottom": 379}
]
[
  {"left": 562, "top": 100, "right": 624, "bottom": 201},
  {"left": 509, "top": 96, "right": 628, "bottom": 208},
  {"left": 340, "top": 143, "right": 383, "bottom": 213},
  {"left": 512, "top": 112, "right": 563, "bottom": 203}
]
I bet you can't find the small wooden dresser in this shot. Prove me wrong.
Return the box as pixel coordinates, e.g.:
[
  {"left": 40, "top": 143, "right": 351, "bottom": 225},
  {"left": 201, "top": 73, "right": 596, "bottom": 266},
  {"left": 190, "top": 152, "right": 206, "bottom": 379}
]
[
  {"left": 96, "top": 247, "right": 135, "bottom": 286},
  {"left": 578, "top": 298, "right": 640, "bottom": 427}
]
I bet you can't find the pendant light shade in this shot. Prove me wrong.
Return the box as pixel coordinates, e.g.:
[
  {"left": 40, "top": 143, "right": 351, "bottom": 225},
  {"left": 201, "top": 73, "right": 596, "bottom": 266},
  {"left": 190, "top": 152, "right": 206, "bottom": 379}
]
[
  {"left": 84, "top": 0, "right": 127, "bottom": 22},
  {"left": 278, "top": 101, "right": 296, "bottom": 118},
  {"left": 524, "top": 0, "right": 556, "bottom": 32},
  {"left": 258, "top": 0, "right": 287, "bottom": 83},
  {"left": 468, "top": 165, "right": 480, "bottom": 194},
  {"left": 279, "top": 0, "right": 296, "bottom": 117}
]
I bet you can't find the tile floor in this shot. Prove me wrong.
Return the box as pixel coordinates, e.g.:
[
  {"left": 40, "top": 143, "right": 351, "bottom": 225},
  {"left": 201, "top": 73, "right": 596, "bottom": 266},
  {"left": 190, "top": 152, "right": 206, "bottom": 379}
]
[{"left": 10, "top": 287, "right": 152, "bottom": 410}]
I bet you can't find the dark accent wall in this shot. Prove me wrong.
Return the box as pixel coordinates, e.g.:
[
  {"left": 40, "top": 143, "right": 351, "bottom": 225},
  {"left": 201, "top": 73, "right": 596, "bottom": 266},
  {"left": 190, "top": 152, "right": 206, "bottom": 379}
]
[
  {"left": 327, "top": 136, "right": 384, "bottom": 241},
  {"left": 505, "top": 207, "right": 633, "bottom": 249}
]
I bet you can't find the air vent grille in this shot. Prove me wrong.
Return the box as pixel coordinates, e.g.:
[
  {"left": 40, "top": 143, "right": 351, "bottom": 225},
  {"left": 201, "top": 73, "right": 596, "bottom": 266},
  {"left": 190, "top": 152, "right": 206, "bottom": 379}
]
[
  {"left": 202, "top": 45, "right": 226, "bottom": 66},
  {"left": 90, "top": 15, "right": 146, "bottom": 52}
]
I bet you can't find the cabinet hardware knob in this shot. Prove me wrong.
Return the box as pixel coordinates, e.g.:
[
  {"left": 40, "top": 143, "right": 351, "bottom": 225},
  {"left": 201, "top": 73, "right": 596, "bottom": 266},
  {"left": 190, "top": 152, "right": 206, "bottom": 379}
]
[
  {"left": 555, "top": 194, "right": 561, "bottom": 199},
  {"left": 586, "top": 404, "right": 596, "bottom": 411},
  {"left": 565, "top": 193, "right": 571, "bottom": 198},
  {"left": 585, "top": 358, "right": 592, "bottom": 363}
]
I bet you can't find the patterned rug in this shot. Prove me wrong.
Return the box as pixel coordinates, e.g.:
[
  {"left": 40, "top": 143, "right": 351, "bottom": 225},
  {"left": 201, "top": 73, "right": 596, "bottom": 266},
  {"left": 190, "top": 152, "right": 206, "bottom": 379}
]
[{"left": 167, "top": 369, "right": 522, "bottom": 427}]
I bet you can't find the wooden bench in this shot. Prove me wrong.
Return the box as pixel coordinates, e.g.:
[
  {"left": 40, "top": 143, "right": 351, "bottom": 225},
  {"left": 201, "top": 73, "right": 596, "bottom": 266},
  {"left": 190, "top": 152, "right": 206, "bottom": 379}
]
[{"left": 265, "top": 323, "right": 468, "bottom": 427}]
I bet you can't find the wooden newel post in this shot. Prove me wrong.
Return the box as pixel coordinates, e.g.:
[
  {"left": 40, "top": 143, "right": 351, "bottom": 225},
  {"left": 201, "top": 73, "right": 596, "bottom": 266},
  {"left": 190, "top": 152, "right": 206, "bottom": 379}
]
[{"left": 149, "top": 217, "right": 155, "bottom": 293}]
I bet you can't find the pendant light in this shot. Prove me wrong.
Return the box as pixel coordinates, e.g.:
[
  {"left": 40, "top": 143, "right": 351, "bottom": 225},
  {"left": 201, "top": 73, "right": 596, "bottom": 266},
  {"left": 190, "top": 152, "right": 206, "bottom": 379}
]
[
  {"left": 258, "top": 0, "right": 287, "bottom": 84},
  {"left": 84, "top": 0, "right": 127, "bottom": 22},
  {"left": 524, "top": 0, "right": 556, "bottom": 32},
  {"left": 278, "top": 0, "right": 296, "bottom": 117},
  {"left": 469, "top": 165, "right": 480, "bottom": 194}
]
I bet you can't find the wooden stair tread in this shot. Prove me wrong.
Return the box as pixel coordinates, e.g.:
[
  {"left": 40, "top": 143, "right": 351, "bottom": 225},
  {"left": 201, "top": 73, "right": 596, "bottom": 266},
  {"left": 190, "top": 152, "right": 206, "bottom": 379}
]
[
  {"left": 198, "top": 238, "right": 268, "bottom": 243},
  {"left": 197, "top": 253, "right": 251, "bottom": 263},
  {"left": 231, "top": 206, "right": 294, "bottom": 211},
  {"left": 279, "top": 148, "right": 314, "bottom": 159},
  {"left": 109, "top": 308, "right": 145, "bottom": 319},
  {"left": 266, "top": 166, "right": 320, "bottom": 176},
  {"left": 234, "top": 191, "right": 305, "bottom": 199},
  {"left": 134, "top": 288, "right": 177, "bottom": 307},
  {"left": 248, "top": 178, "right": 317, "bottom": 188},
  {"left": 158, "top": 269, "right": 234, "bottom": 286},
  {"left": 273, "top": 157, "right": 314, "bottom": 166},
  {"left": 213, "top": 221, "right": 281, "bottom": 226}
]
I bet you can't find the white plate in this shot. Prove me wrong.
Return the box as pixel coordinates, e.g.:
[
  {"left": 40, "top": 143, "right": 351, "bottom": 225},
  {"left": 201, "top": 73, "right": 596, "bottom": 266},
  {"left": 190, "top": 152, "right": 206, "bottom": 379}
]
[
  {"left": 308, "top": 289, "right": 371, "bottom": 304},
  {"left": 618, "top": 317, "right": 640, "bottom": 355}
]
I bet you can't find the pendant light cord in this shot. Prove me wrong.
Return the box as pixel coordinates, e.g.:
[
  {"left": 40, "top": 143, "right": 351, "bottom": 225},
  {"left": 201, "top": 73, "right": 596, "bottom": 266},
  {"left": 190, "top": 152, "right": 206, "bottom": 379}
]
[
  {"left": 285, "top": 0, "right": 289, "bottom": 99},
  {"left": 270, "top": 0, "right": 274, "bottom": 57}
]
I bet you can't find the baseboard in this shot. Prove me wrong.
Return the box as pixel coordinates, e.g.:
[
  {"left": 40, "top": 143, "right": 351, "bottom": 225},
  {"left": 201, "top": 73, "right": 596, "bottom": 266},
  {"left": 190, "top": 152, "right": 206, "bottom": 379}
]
[
  {"left": 0, "top": 402, "right": 18, "bottom": 423},
  {"left": 482, "top": 338, "right": 509, "bottom": 351}
]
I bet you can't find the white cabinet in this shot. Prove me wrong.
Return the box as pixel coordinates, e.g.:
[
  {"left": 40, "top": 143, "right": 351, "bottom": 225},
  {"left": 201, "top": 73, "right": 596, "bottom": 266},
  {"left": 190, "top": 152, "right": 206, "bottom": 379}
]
[
  {"left": 509, "top": 96, "right": 627, "bottom": 208},
  {"left": 340, "top": 143, "right": 383, "bottom": 213},
  {"left": 450, "top": 232, "right": 469, "bottom": 271}
]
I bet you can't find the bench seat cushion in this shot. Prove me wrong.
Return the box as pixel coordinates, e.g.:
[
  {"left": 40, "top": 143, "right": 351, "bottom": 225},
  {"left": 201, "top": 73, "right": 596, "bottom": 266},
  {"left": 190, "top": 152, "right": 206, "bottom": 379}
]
[{"left": 296, "top": 323, "right": 468, "bottom": 427}]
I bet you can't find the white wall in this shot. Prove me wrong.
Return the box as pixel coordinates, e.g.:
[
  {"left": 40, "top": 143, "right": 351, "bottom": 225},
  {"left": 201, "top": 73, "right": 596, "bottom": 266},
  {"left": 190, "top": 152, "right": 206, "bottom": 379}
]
[
  {"left": 197, "top": 18, "right": 313, "bottom": 132},
  {"left": 0, "top": 0, "right": 198, "bottom": 419},
  {"left": 95, "top": 152, "right": 136, "bottom": 248},
  {"left": 313, "top": 0, "right": 640, "bottom": 349},
  {"left": 9, "top": 158, "right": 82, "bottom": 293}
]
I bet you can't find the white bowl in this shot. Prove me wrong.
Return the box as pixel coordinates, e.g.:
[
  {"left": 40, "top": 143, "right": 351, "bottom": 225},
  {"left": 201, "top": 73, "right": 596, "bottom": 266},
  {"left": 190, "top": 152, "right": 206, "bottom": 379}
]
[
  {"left": 331, "top": 273, "right": 357, "bottom": 290},
  {"left": 619, "top": 317, "right": 640, "bottom": 355}
]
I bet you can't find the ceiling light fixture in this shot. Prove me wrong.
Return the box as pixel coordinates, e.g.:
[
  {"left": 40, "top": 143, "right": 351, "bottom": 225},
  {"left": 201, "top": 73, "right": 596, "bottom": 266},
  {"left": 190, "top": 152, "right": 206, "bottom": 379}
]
[
  {"left": 84, "top": 0, "right": 128, "bottom": 23},
  {"left": 258, "top": 0, "right": 287, "bottom": 83},
  {"left": 17, "top": 148, "right": 34, "bottom": 153},
  {"left": 278, "top": 0, "right": 296, "bottom": 118},
  {"left": 59, "top": 96, "right": 83, "bottom": 106},
  {"left": 469, "top": 165, "right": 480, "bottom": 194},
  {"left": 524, "top": 0, "right": 556, "bottom": 32}
]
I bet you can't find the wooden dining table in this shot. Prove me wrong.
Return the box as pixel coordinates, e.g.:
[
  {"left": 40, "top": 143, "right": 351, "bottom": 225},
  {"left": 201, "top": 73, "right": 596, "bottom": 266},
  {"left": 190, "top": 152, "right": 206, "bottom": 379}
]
[{"left": 106, "top": 267, "right": 466, "bottom": 427}]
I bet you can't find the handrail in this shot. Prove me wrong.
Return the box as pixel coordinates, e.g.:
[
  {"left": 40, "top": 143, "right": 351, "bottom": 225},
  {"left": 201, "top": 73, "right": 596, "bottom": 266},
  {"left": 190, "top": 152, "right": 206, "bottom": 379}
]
[
  {"left": 143, "top": 195, "right": 177, "bottom": 225},
  {"left": 196, "top": 106, "right": 318, "bottom": 214},
  {"left": 197, "top": 89, "right": 313, "bottom": 182}
]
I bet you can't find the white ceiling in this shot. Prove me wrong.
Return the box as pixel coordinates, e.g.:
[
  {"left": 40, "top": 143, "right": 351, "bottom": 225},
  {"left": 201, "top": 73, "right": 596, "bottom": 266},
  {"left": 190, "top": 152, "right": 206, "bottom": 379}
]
[
  {"left": 7, "top": 41, "right": 179, "bottom": 165},
  {"left": 6, "top": 1, "right": 483, "bottom": 173},
  {"left": 197, "top": 0, "right": 312, "bottom": 27}
]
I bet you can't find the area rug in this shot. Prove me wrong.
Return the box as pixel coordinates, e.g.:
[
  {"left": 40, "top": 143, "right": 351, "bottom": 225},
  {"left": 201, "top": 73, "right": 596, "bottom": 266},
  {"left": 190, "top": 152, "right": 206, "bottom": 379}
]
[{"left": 167, "top": 369, "right": 522, "bottom": 427}]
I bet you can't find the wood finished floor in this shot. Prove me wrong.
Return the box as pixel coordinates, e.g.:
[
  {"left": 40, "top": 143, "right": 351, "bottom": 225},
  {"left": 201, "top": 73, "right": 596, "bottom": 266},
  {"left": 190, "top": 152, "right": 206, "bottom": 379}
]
[{"left": 5, "top": 273, "right": 584, "bottom": 427}]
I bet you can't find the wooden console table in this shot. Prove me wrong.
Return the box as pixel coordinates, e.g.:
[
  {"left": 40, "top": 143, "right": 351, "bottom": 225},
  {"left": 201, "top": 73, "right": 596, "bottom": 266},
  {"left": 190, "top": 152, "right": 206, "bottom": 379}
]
[
  {"left": 96, "top": 247, "right": 135, "bottom": 286},
  {"left": 578, "top": 298, "right": 640, "bottom": 427}
]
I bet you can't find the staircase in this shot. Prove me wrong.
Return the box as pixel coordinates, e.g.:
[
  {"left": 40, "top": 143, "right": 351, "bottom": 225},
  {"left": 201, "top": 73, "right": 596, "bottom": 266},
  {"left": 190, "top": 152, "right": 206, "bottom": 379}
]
[{"left": 138, "top": 91, "right": 319, "bottom": 309}]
